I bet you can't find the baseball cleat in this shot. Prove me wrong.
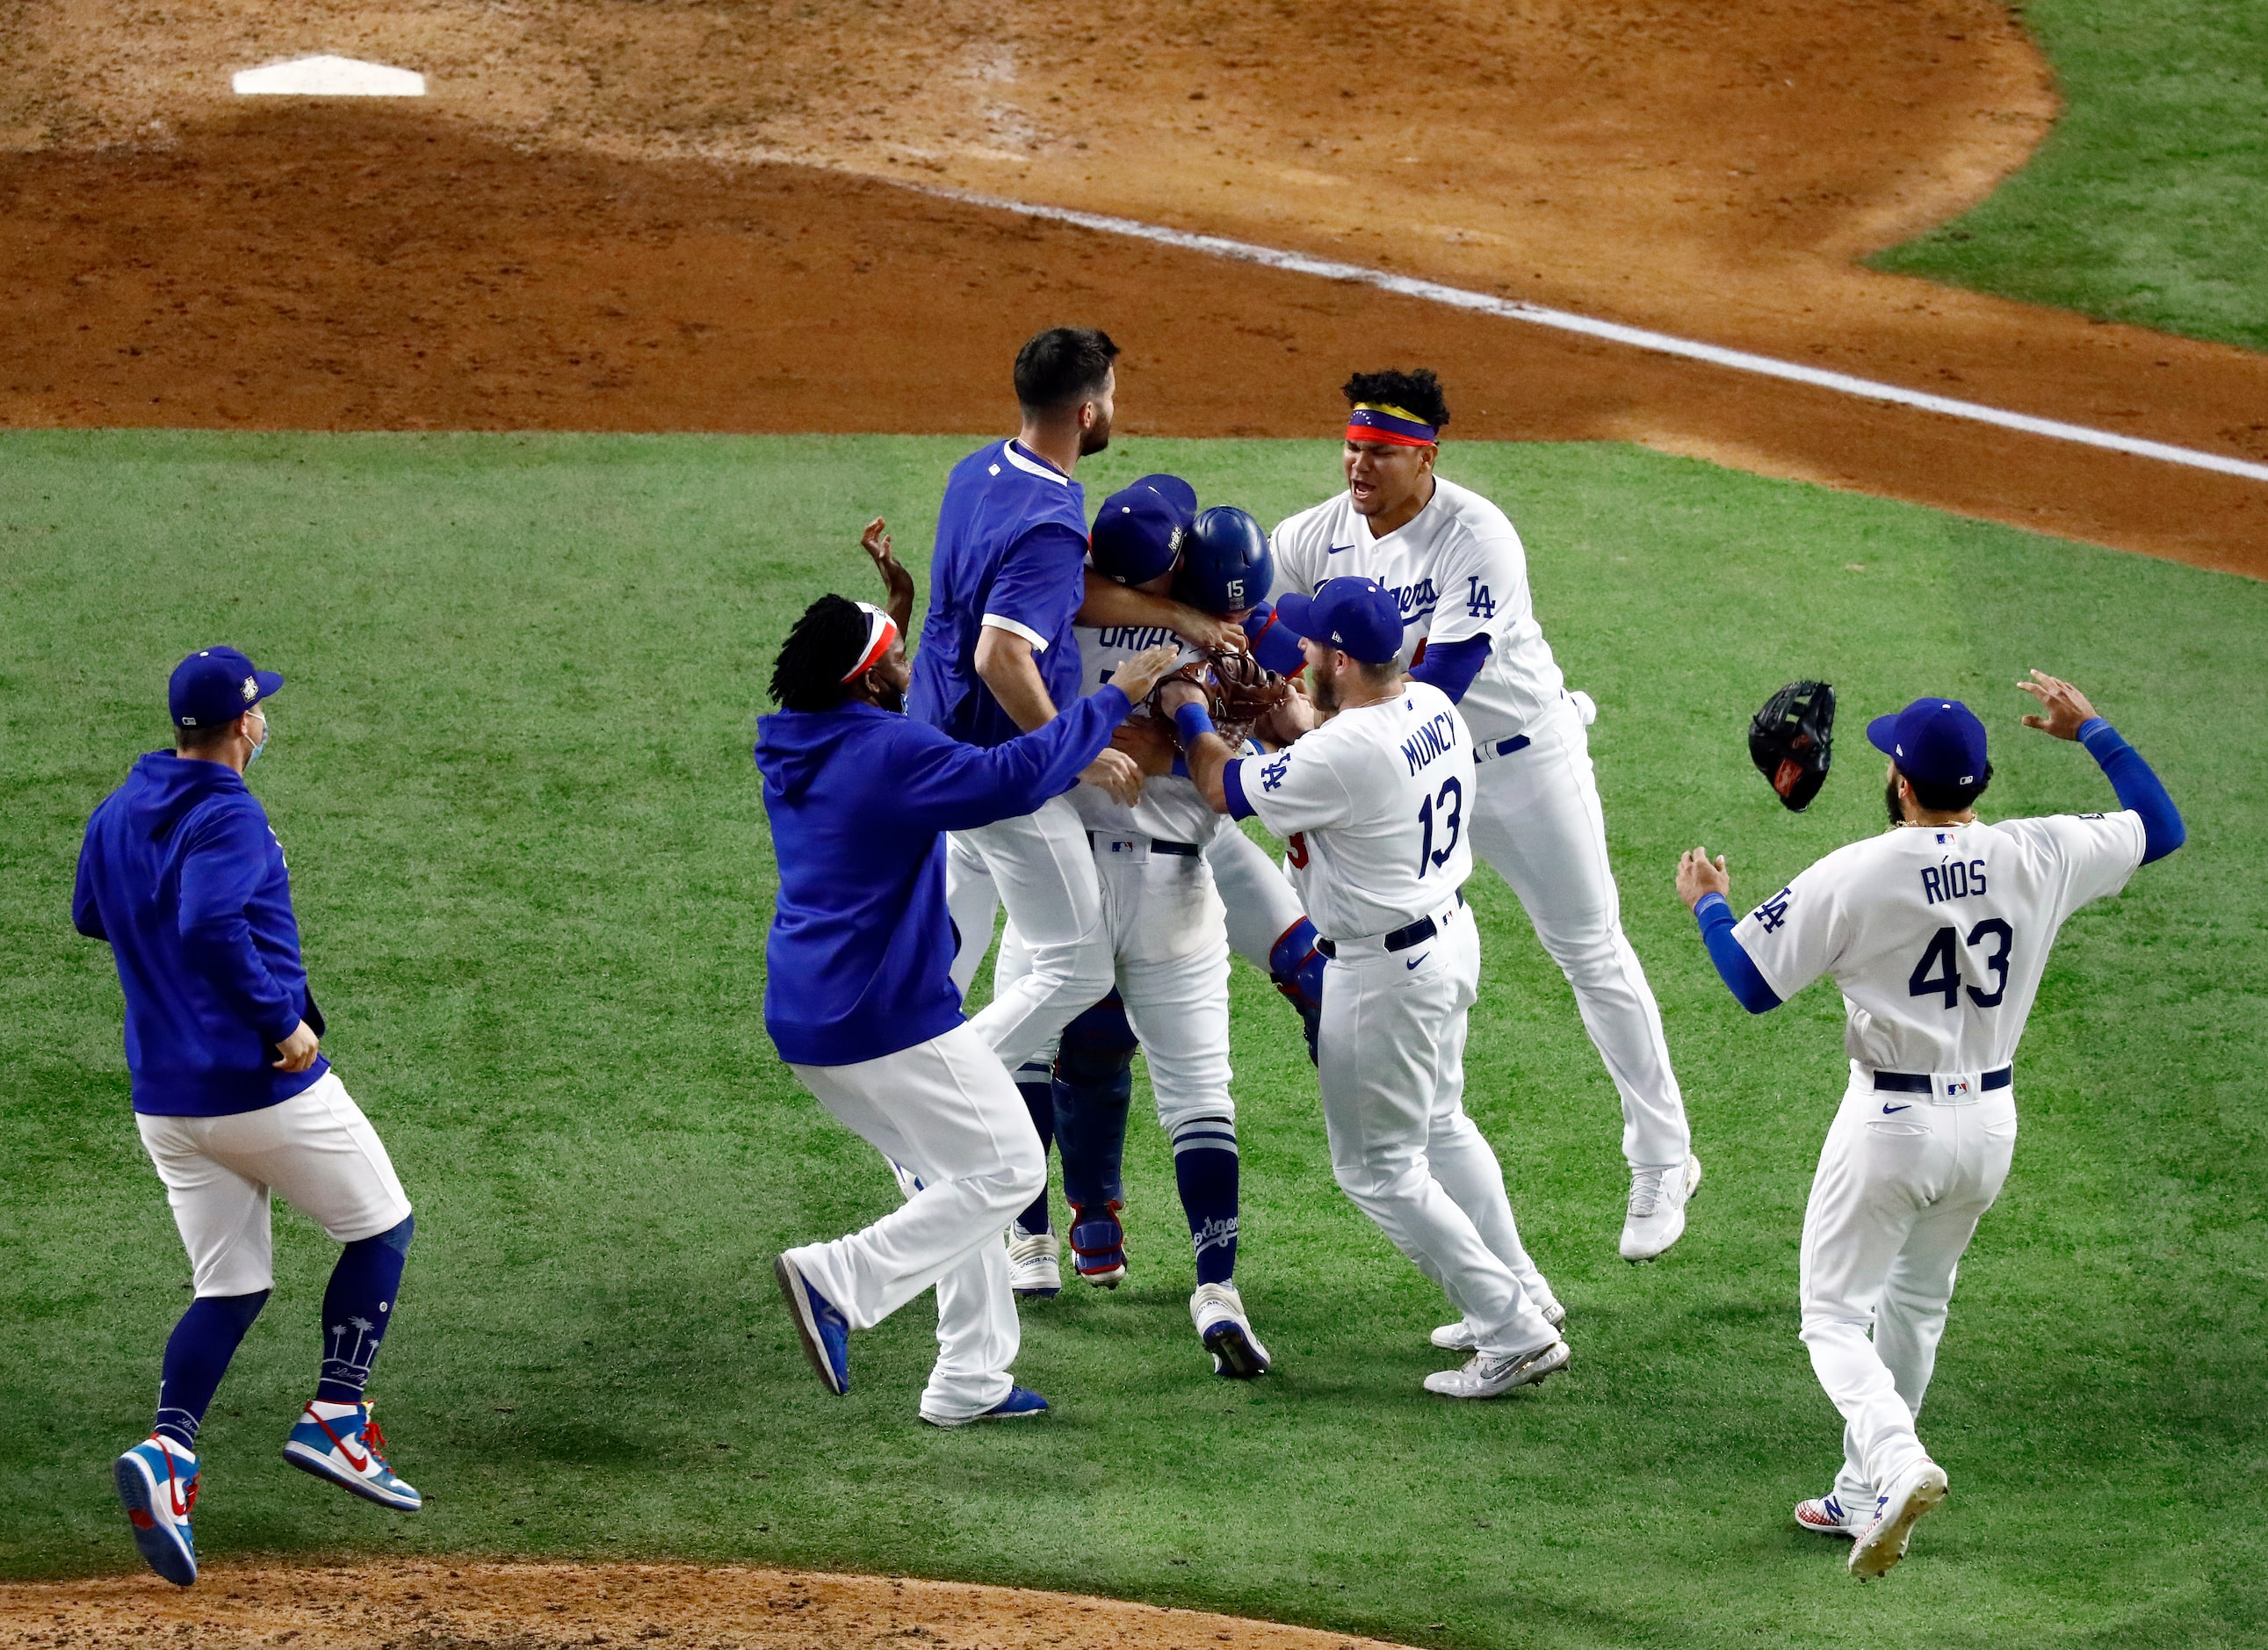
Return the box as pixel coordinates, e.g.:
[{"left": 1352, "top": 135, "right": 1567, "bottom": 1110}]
[
  {"left": 1067, "top": 1199, "right": 1127, "bottom": 1288},
  {"left": 282, "top": 1399, "right": 422, "bottom": 1511},
  {"left": 921, "top": 1385, "right": 1051, "bottom": 1428},
  {"left": 1848, "top": 1460, "right": 1949, "bottom": 1580},
  {"left": 1423, "top": 1338, "right": 1571, "bottom": 1399},
  {"left": 114, "top": 1435, "right": 199, "bottom": 1587},
  {"left": 1621, "top": 1154, "right": 1703, "bottom": 1262},
  {"left": 1795, "top": 1493, "right": 1873, "bottom": 1538},
  {"left": 1190, "top": 1281, "right": 1272, "bottom": 1379},
  {"left": 774, "top": 1252, "right": 851, "bottom": 1394},
  {"left": 1432, "top": 1299, "right": 1565, "bottom": 1350},
  {"left": 1006, "top": 1225, "right": 1062, "bottom": 1298}
]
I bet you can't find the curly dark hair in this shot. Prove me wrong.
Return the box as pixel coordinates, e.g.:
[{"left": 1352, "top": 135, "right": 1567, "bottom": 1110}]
[
  {"left": 769, "top": 593, "right": 871, "bottom": 713},
  {"left": 1903, "top": 762, "right": 1994, "bottom": 814},
  {"left": 1342, "top": 367, "right": 1450, "bottom": 431}
]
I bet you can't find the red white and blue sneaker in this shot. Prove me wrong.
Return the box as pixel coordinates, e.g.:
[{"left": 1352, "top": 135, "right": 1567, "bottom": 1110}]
[
  {"left": 921, "top": 1386, "right": 1051, "bottom": 1428},
  {"left": 282, "top": 1399, "right": 422, "bottom": 1510},
  {"left": 1067, "top": 1200, "right": 1127, "bottom": 1288},
  {"left": 775, "top": 1251, "right": 850, "bottom": 1394},
  {"left": 114, "top": 1435, "right": 199, "bottom": 1587},
  {"left": 1795, "top": 1492, "right": 1872, "bottom": 1538}
]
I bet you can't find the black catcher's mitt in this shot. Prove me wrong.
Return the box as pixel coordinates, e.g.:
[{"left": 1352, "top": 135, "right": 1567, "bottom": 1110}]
[{"left": 1750, "top": 680, "right": 1835, "bottom": 811}]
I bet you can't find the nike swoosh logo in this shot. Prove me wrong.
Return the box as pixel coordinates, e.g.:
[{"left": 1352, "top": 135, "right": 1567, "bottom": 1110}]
[
  {"left": 339, "top": 1445, "right": 370, "bottom": 1471},
  {"left": 1405, "top": 954, "right": 1427, "bottom": 970},
  {"left": 1881, "top": 1104, "right": 1911, "bottom": 1114},
  {"left": 1326, "top": 544, "right": 1355, "bottom": 555}
]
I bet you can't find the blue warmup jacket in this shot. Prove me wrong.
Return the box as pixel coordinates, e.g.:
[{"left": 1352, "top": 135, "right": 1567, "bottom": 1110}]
[
  {"left": 73, "top": 752, "right": 329, "bottom": 1116},
  {"left": 757, "top": 686, "right": 1132, "bottom": 1067}
]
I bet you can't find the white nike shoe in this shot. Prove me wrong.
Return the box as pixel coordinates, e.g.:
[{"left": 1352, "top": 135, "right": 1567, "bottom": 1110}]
[
  {"left": 1423, "top": 1338, "right": 1571, "bottom": 1399},
  {"left": 1190, "top": 1281, "right": 1272, "bottom": 1379},
  {"left": 1794, "top": 1492, "right": 1873, "bottom": 1538},
  {"left": 1431, "top": 1298, "right": 1564, "bottom": 1350},
  {"left": 1849, "top": 1460, "right": 1949, "bottom": 1580},
  {"left": 1621, "top": 1154, "right": 1703, "bottom": 1262},
  {"left": 1005, "top": 1226, "right": 1061, "bottom": 1299}
]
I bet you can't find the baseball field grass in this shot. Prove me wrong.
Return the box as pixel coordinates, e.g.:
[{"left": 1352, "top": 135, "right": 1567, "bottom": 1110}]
[
  {"left": 1877, "top": 0, "right": 2268, "bottom": 354},
  {"left": 3, "top": 431, "right": 2263, "bottom": 1648}
]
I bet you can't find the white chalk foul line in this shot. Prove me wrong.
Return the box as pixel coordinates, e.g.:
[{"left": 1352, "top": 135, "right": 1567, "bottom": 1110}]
[{"left": 917, "top": 183, "right": 2268, "bottom": 486}]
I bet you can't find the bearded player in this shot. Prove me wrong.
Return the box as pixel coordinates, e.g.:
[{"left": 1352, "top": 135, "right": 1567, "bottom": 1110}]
[{"left": 1271, "top": 369, "right": 1699, "bottom": 1267}]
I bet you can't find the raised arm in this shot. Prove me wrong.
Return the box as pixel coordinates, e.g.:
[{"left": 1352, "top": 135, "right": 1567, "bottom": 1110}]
[
  {"left": 857, "top": 517, "right": 914, "bottom": 637},
  {"left": 1078, "top": 568, "right": 1246, "bottom": 653},
  {"left": 1675, "top": 849, "right": 1783, "bottom": 1014},
  {"left": 2019, "top": 670, "right": 2185, "bottom": 865}
]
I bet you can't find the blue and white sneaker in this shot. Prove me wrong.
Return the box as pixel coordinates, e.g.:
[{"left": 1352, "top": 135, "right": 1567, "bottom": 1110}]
[
  {"left": 775, "top": 1252, "right": 850, "bottom": 1395},
  {"left": 921, "top": 1385, "right": 1050, "bottom": 1428},
  {"left": 1849, "top": 1460, "right": 1949, "bottom": 1580},
  {"left": 282, "top": 1399, "right": 422, "bottom": 1510},
  {"left": 1795, "top": 1492, "right": 1871, "bottom": 1538},
  {"left": 114, "top": 1435, "right": 199, "bottom": 1587}
]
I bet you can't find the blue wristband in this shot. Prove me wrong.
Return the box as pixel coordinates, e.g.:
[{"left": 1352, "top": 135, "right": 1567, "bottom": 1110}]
[{"left": 1174, "top": 702, "right": 1217, "bottom": 748}]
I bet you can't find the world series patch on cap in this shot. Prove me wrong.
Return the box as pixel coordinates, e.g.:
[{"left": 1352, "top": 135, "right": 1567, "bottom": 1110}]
[{"left": 1749, "top": 679, "right": 1834, "bottom": 811}]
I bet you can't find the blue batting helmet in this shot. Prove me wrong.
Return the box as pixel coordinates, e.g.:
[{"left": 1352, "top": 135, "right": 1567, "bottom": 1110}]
[{"left": 1174, "top": 506, "right": 1272, "bottom": 615}]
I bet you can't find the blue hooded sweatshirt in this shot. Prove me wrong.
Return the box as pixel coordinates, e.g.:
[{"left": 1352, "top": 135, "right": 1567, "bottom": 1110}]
[
  {"left": 73, "top": 751, "right": 329, "bottom": 1116},
  {"left": 757, "top": 685, "right": 1133, "bottom": 1067}
]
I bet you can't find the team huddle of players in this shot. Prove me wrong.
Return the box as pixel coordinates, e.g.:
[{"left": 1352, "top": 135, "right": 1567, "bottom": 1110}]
[{"left": 762, "top": 327, "right": 2185, "bottom": 1582}]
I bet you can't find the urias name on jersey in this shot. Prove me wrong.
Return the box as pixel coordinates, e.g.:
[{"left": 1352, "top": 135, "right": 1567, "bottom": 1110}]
[
  {"left": 1270, "top": 477, "right": 1564, "bottom": 743},
  {"left": 1734, "top": 810, "right": 2147, "bottom": 1076},
  {"left": 1072, "top": 623, "right": 1227, "bottom": 849}
]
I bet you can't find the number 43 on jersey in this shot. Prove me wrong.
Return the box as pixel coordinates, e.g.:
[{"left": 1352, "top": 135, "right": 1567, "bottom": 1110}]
[{"left": 1909, "top": 919, "right": 2013, "bottom": 1010}]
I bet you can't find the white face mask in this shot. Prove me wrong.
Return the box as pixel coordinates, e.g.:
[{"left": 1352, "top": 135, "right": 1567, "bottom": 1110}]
[{"left": 245, "top": 709, "right": 271, "bottom": 764}]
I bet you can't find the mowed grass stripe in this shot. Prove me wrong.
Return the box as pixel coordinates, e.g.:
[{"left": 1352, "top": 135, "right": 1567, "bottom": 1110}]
[{"left": 1, "top": 431, "right": 2261, "bottom": 1650}]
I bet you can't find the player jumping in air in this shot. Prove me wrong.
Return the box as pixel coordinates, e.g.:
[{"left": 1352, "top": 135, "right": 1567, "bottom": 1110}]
[
  {"left": 1676, "top": 672, "right": 2183, "bottom": 1579},
  {"left": 762, "top": 523, "right": 1179, "bottom": 1425},
  {"left": 1270, "top": 370, "right": 1700, "bottom": 1264},
  {"left": 76, "top": 648, "right": 420, "bottom": 1588}
]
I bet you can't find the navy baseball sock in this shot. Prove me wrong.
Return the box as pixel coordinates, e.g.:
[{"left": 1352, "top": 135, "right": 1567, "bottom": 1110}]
[
  {"left": 154, "top": 1289, "right": 270, "bottom": 1450},
  {"left": 1171, "top": 1118, "right": 1240, "bottom": 1286},
  {"left": 1014, "top": 1065, "right": 1056, "bottom": 1234},
  {"left": 314, "top": 1214, "right": 414, "bottom": 1405}
]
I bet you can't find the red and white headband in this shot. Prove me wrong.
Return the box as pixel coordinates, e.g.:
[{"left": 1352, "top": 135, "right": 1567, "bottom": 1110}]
[{"left": 841, "top": 602, "right": 899, "bottom": 682}]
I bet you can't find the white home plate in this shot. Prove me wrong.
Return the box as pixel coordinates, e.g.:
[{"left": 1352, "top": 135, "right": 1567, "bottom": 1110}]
[{"left": 232, "top": 55, "right": 426, "bottom": 97}]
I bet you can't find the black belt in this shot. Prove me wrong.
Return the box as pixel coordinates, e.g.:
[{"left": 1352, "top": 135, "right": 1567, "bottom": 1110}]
[
  {"left": 1873, "top": 1066, "right": 2011, "bottom": 1095},
  {"left": 1087, "top": 831, "right": 1200, "bottom": 858},
  {"left": 1315, "top": 896, "right": 1462, "bottom": 959}
]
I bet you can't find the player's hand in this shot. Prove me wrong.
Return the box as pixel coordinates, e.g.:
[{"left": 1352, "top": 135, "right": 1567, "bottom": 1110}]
[
  {"left": 860, "top": 517, "right": 915, "bottom": 629},
  {"left": 1154, "top": 677, "right": 1207, "bottom": 715},
  {"left": 2018, "top": 669, "right": 2098, "bottom": 741},
  {"left": 1080, "top": 748, "right": 1145, "bottom": 806},
  {"left": 1111, "top": 717, "right": 1177, "bottom": 777},
  {"left": 1256, "top": 677, "right": 1316, "bottom": 745},
  {"left": 1171, "top": 605, "right": 1246, "bottom": 654},
  {"left": 1676, "top": 847, "right": 1730, "bottom": 910},
  {"left": 1108, "top": 642, "right": 1186, "bottom": 706},
  {"left": 272, "top": 1019, "right": 321, "bottom": 1072}
]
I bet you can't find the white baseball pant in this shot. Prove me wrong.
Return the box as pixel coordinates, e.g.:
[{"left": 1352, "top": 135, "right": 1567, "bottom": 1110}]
[
  {"left": 1467, "top": 692, "right": 1689, "bottom": 1171},
  {"left": 136, "top": 1071, "right": 413, "bottom": 1299},
  {"left": 1204, "top": 821, "right": 1310, "bottom": 975},
  {"left": 944, "top": 795, "right": 1114, "bottom": 1067},
  {"left": 994, "top": 830, "right": 1234, "bottom": 1131},
  {"left": 784, "top": 1023, "right": 1044, "bottom": 1422},
  {"left": 1316, "top": 901, "right": 1558, "bottom": 1360},
  {"left": 1800, "top": 1066, "right": 2018, "bottom": 1504}
]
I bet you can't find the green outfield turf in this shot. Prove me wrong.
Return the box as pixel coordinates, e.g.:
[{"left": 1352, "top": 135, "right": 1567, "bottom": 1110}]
[
  {"left": 1876, "top": 0, "right": 2268, "bottom": 353},
  {"left": 2, "top": 431, "right": 2262, "bottom": 1648}
]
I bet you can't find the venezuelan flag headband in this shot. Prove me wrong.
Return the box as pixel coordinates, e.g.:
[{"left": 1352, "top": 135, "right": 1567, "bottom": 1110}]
[
  {"left": 1345, "top": 402, "right": 1439, "bottom": 448},
  {"left": 841, "top": 602, "right": 899, "bottom": 682}
]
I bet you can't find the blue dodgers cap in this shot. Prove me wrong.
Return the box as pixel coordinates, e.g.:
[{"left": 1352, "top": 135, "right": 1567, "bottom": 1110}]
[
  {"left": 169, "top": 647, "right": 283, "bottom": 730},
  {"left": 1272, "top": 575, "right": 1405, "bottom": 665},
  {"left": 1130, "top": 472, "right": 1198, "bottom": 519},
  {"left": 1090, "top": 477, "right": 1195, "bottom": 585},
  {"left": 1867, "top": 698, "right": 1989, "bottom": 788}
]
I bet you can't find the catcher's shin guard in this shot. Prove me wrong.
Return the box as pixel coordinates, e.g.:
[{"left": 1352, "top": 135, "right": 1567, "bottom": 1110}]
[
  {"left": 1055, "top": 996, "right": 1137, "bottom": 1288},
  {"left": 1013, "top": 1063, "right": 1056, "bottom": 1236},
  {"left": 1268, "top": 918, "right": 1325, "bottom": 1065}
]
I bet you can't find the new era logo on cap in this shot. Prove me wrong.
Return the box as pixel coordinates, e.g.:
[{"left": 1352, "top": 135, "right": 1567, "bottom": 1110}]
[{"left": 170, "top": 647, "right": 284, "bottom": 730}]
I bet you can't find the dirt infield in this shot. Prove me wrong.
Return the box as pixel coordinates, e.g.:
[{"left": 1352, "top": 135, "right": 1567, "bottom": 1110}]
[
  {"left": 0, "top": 1561, "right": 1414, "bottom": 1650},
  {"left": 1, "top": 1, "right": 2264, "bottom": 574}
]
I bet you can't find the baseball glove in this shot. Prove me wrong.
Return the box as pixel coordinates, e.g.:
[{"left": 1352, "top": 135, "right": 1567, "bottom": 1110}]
[
  {"left": 1749, "top": 680, "right": 1835, "bottom": 812},
  {"left": 1149, "top": 648, "right": 1292, "bottom": 745}
]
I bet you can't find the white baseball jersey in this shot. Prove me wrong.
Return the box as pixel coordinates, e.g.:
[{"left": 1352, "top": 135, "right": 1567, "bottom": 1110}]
[
  {"left": 1734, "top": 811, "right": 2147, "bottom": 1075},
  {"left": 1069, "top": 619, "right": 1227, "bottom": 848},
  {"left": 1272, "top": 477, "right": 1564, "bottom": 743},
  {"left": 1232, "top": 681, "right": 1474, "bottom": 942}
]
